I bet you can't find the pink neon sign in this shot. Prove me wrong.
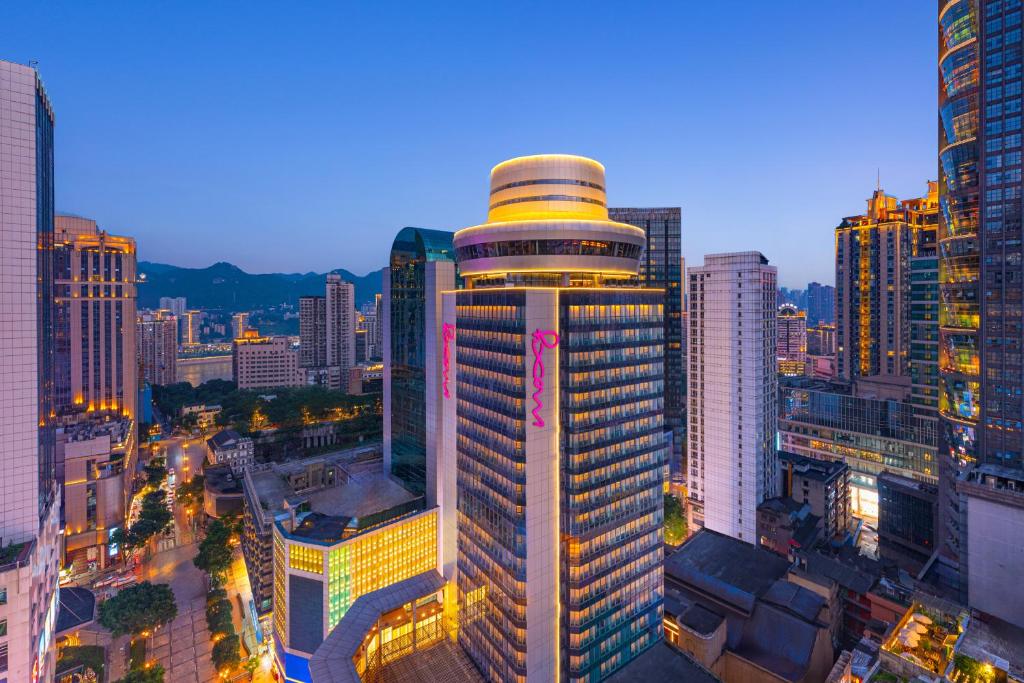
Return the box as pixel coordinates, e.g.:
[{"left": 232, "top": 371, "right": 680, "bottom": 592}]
[
  {"left": 530, "top": 329, "right": 559, "bottom": 427},
  {"left": 442, "top": 323, "right": 455, "bottom": 399}
]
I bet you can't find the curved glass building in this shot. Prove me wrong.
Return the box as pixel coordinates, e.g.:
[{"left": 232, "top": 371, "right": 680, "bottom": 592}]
[
  {"left": 937, "top": 0, "right": 1024, "bottom": 597},
  {"left": 439, "top": 155, "right": 667, "bottom": 681},
  {"left": 384, "top": 226, "right": 457, "bottom": 496}
]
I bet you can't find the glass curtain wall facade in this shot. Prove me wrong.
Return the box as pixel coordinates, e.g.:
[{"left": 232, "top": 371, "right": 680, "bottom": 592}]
[
  {"left": 937, "top": 0, "right": 1024, "bottom": 586},
  {"left": 444, "top": 155, "right": 666, "bottom": 682},
  {"left": 385, "top": 227, "right": 456, "bottom": 495},
  {"left": 608, "top": 208, "right": 684, "bottom": 470}
]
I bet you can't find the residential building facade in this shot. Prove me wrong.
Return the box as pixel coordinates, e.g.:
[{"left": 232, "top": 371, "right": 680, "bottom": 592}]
[
  {"left": 137, "top": 310, "right": 178, "bottom": 386},
  {"left": 325, "top": 274, "right": 355, "bottom": 373},
  {"left": 299, "top": 295, "right": 327, "bottom": 368},
  {"left": 687, "top": 252, "right": 779, "bottom": 544}
]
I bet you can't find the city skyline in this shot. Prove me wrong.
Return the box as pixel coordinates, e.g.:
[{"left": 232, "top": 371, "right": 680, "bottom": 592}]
[{"left": 1, "top": 1, "right": 934, "bottom": 288}]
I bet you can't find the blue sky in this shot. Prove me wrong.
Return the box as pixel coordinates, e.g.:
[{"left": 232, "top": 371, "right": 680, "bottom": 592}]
[{"left": 2, "top": 1, "right": 936, "bottom": 287}]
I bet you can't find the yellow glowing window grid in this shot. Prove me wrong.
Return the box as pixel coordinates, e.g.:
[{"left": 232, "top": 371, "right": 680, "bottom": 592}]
[
  {"left": 325, "top": 510, "right": 437, "bottom": 631},
  {"left": 288, "top": 544, "right": 324, "bottom": 574}
]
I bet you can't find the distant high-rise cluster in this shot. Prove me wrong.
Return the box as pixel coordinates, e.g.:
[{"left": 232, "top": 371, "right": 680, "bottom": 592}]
[{"left": 806, "top": 281, "right": 835, "bottom": 326}]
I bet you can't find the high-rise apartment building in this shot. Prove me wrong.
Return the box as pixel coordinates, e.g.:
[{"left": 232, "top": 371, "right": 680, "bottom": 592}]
[
  {"left": 231, "top": 312, "right": 249, "bottom": 340},
  {"left": 807, "top": 323, "right": 837, "bottom": 356},
  {"left": 777, "top": 303, "right": 808, "bottom": 376},
  {"left": 182, "top": 309, "right": 201, "bottom": 346},
  {"left": 687, "top": 252, "right": 779, "bottom": 544},
  {"left": 325, "top": 274, "right": 355, "bottom": 373},
  {"left": 299, "top": 295, "right": 327, "bottom": 368},
  {"left": 383, "top": 227, "right": 456, "bottom": 497},
  {"left": 806, "top": 281, "right": 835, "bottom": 326},
  {"left": 359, "top": 300, "right": 380, "bottom": 360},
  {"left": 158, "top": 296, "right": 186, "bottom": 317},
  {"left": 232, "top": 331, "right": 303, "bottom": 390},
  {"left": 937, "top": 1, "right": 1024, "bottom": 597},
  {"left": 608, "top": 208, "right": 685, "bottom": 470},
  {"left": 835, "top": 183, "right": 938, "bottom": 383},
  {"left": 0, "top": 59, "right": 62, "bottom": 683},
  {"left": 53, "top": 214, "right": 137, "bottom": 418},
  {"left": 137, "top": 310, "right": 178, "bottom": 386},
  {"left": 441, "top": 155, "right": 666, "bottom": 681}
]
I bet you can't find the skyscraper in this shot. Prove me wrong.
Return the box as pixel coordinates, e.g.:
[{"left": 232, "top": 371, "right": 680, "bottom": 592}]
[
  {"left": 441, "top": 155, "right": 666, "bottom": 681},
  {"left": 383, "top": 227, "right": 456, "bottom": 497},
  {"left": 806, "top": 281, "right": 835, "bottom": 326},
  {"left": 777, "top": 303, "right": 808, "bottom": 376},
  {"left": 53, "top": 214, "right": 137, "bottom": 419},
  {"left": 608, "top": 207, "right": 685, "bottom": 473},
  {"left": 835, "top": 183, "right": 938, "bottom": 383},
  {"left": 325, "top": 274, "right": 355, "bottom": 376},
  {"left": 0, "top": 58, "right": 61, "bottom": 683},
  {"left": 687, "top": 252, "right": 779, "bottom": 544},
  {"left": 909, "top": 224, "right": 940, "bottom": 416},
  {"left": 299, "top": 295, "right": 327, "bottom": 368},
  {"left": 137, "top": 310, "right": 178, "bottom": 386},
  {"left": 938, "top": 0, "right": 1024, "bottom": 596}
]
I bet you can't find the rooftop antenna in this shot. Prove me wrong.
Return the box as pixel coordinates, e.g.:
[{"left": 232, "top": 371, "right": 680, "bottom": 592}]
[{"left": 876, "top": 168, "right": 881, "bottom": 192}]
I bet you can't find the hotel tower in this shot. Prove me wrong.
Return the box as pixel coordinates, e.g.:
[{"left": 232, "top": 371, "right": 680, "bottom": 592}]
[{"left": 439, "top": 155, "right": 667, "bottom": 681}]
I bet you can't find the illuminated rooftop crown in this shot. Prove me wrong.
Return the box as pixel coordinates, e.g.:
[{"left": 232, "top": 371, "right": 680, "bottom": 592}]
[{"left": 454, "top": 154, "right": 645, "bottom": 278}]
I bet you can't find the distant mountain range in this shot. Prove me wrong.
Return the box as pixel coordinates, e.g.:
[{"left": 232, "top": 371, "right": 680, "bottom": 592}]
[{"left": 137, "top": 261, "right": 385, "bottom": 311}]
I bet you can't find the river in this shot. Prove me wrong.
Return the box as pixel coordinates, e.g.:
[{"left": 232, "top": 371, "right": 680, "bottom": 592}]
[{"left": 176, "top": 356, "right": 233, "bottom": 387}]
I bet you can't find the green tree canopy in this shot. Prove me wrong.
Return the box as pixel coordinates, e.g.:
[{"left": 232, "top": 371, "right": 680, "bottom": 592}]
[
  {"left": 98, "top": 582, "right": 178, "bottom": 637},
  {"left": 115, "top": 664, "right": 166, "bottom": 683},
  {"left": 664, "top": 493, "right": 688, "bottom": 546},
  {"left": 194, "top": 519, "right": 233, "bottom": 580},
  {"left": 211, "top": 633, "right": 241, "bottom": 671}
]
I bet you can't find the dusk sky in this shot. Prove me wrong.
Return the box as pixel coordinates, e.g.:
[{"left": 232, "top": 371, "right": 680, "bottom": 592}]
[{"left": 2, "top": 2, "right": 935, "bottom": 288}]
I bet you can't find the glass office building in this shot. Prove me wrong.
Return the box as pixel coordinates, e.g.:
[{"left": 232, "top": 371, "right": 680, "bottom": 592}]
[
  {"left": 384, "top": 226, "right": 457, "bottom": 496},
  {"left": 441, "top": 155, "right": 666, "bottom": 682},
  {"left": 938, "top": 0, "right": 1024, "bottom": 587},
  {"left": 779, "top": 379, "right": 938, "bottom": 519},
  {"left": 608, "top": 208, "right": 684, "bottom": 470}
]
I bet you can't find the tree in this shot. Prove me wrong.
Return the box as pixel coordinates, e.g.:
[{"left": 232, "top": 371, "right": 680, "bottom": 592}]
[
  {"left": 127, "top": 490, "right": 172, "bottom": 547},
  {"left": 205, "top": 598, "right": 234, "bottom": 636},
  {"left": 98, "top": 582, "right": 178, "bottom": 637},
  {"left": 144, "top": 458, "right": 167, "bottom": 488},
  {"left": 194, "top": 519, "right": 233, "bottom": 581},
  {"left": 176, "top": 474, "right": 205, "bottom": 509},
  {"left": 211, "top": 633, "right": 241, "bottom": 671},
  {"left": 664, "top": 493, "right": 688, "bottom": 545},
  {"left": 115, "top": 664, "right": 166, "bottom": 683}
]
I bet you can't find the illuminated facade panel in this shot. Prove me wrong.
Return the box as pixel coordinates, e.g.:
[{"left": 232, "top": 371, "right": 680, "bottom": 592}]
[
  {"left": 778, "top": 304, "right": 808, "bottom": 377},
  {"left": 272, "top": 508, "right": 438, "bottom": 683},
  {"left": 444, "top": 155, "right": 666, "bottom": 682}
]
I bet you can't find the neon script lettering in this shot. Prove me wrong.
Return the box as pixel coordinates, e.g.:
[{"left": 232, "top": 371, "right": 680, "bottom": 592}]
[
  {"left": 530, "top": 329, "right": 559, "bottom": 427},
  {"left": 442, "top": 323, "right": 455, "bottom": 399}
]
